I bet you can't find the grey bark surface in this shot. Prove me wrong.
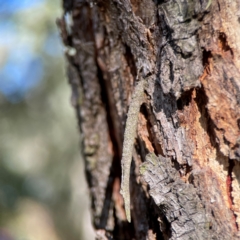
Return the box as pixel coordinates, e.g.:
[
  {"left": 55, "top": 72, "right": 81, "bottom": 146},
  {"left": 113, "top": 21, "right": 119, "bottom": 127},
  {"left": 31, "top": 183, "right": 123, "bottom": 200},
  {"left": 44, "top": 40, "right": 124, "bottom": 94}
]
[{"left": 58, "top": 0, "right": 240, "bottom": 239}]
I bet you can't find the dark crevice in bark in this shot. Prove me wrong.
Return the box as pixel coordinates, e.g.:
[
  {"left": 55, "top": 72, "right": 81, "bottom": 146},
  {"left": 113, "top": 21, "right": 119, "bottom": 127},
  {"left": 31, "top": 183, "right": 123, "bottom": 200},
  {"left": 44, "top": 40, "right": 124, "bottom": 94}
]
[
  {"left": 176, "top": 89, "right": 193, "bottom": 111},
  {"left": 97, "top": 162, "right": 115, "bottom": 228},
  {"left": 172, "top": 158, "right": 181, "bottom": 172},
  {"left": 168, "top": 61, "right": 174, "bottom": 84},
  {"left": 96, "top": 66, "right": 121, "bottom": 165},
  {"left": 155, "top": 0, "right": 164, "bottom": 5},
  {"left": 140, "top": 104, "right": 159, "bottom": 155},
  {"left": 148, "top": 202, "right": 165, "bottom": 240},
  {"left": 202, "top": 49, "right": 212, "bottom": 70},
  {"left": 237, "top": 119, "right": 240, "bottom": 130},
  {"left": 134, "top": 158, "right": 165, "bottom": 240},
  {"left": 195, "top": 87, "right": 217, "bottom": 148},
  {"left": 153, "top": 85, "right": 178, "bottom": 119},
  {"left": 112, "top": 190, "right": 136, "bottom": 240},
  {"left": 140, "top": 104, "right": 159, "bottom": 156},
  {"left": 131, "top": 159, "right": 149, "bottom": 239},
  {"left": 227, "top": 159, "right": 238, "bottom": 230},
  {"left": 169, "top": 40, "right": 193, "bottom": 59},
  {"left": 158, "top": 14, "right": 174, "bottom": 41},
  {"left": 112, "top": 221, "right": 135, "bottom": 240},
  {"left": 96, "top": 65, "right": 121, "bottom": 229},
  {"left": 184, "top": 163, "right": 193, "bottom": 176},
  {"left": 218, "top": 32, "right": 234, "bottom": 57},
  {"left": 135, "top": 138, "right": 165, "bottom": 239},
  {"left": 124, "top": 44, "right": 137, "bottom": 80},
  {"left": 155, "top": 205, "right": 172, "bottom": 239},
  {"left": 199, "top": 49, "right": 223, "bottom": 146}
]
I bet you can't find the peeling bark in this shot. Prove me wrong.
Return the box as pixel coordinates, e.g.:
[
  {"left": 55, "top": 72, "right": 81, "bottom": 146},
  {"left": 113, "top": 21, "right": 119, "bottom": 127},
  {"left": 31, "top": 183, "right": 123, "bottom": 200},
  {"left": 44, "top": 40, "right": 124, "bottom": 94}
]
[{"left": 58, "top": 0, "right": 240, "bottom": 239}]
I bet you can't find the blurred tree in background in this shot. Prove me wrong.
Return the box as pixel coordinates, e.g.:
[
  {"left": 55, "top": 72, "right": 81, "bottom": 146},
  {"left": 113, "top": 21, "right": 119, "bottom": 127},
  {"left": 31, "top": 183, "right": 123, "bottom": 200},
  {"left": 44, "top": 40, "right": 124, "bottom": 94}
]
[{"left": 0, "top": 0, "right": 94, "bottom": 239}]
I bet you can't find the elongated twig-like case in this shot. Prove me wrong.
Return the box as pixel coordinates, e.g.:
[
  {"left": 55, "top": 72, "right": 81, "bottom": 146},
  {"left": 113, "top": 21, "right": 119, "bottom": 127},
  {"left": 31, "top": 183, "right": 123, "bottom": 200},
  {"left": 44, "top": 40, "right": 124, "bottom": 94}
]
[{"left": 120, "top": 78, "right": 145, "bottom": 222}]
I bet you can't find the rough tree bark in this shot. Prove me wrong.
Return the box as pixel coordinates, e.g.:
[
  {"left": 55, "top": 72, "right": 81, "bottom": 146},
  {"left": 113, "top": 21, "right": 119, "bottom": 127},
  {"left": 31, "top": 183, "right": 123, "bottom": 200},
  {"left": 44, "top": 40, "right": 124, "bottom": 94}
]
[{"left": 58, "top": 0, "right": 240, "bottom": 239}]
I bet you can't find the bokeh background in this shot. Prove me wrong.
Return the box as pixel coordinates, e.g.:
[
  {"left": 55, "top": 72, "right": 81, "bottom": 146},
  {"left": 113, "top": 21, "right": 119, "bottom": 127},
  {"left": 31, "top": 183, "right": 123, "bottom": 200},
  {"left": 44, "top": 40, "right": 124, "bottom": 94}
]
[{"left": 0, "top": 1, "right": 95, "bottom": 239}]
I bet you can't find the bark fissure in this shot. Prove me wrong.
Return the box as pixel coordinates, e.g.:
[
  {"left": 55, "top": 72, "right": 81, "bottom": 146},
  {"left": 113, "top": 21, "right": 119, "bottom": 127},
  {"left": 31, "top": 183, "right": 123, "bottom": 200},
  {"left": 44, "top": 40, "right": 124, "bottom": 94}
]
[
  {"left": 96, "top": 64, "right": 120, "bottom": 229},
  {"left": 227, "top": 159, "right": 238, "bottom": 230}
]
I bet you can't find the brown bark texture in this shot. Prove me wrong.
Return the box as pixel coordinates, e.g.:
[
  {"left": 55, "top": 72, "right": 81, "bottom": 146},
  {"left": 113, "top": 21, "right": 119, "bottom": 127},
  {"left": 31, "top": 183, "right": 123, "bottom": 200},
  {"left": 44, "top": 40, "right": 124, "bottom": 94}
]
[{"left": 58, "top": 0, "right": 240, "bottom": 239}]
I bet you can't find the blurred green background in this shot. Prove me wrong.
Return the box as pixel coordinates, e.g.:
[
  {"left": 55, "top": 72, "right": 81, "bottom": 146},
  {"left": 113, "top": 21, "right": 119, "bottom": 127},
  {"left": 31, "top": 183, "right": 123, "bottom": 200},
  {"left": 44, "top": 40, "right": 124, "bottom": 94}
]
[{"left": 0, "top": 1, "right": 94, "bottom": 239}]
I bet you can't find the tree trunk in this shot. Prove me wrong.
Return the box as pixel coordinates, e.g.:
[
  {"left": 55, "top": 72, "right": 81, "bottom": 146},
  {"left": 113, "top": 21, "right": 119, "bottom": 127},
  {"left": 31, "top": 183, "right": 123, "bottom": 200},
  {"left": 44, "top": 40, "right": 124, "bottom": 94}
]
[{"left": 58, "top": 0, "right": 240, "bottom": 239}]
